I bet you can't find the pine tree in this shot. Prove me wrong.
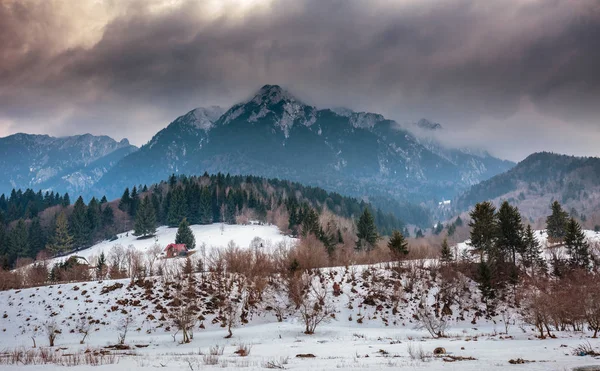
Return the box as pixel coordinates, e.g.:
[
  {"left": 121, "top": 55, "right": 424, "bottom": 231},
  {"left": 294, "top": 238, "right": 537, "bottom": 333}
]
[
  {"left": 62, "top": 193, "right": 71, "bottom": 207},
  {"left": 388, "top": 230, "right": 409, "bottom": 260},
  {"left": 546, "top": 201, "right": 569, "bottom": 242},
  {"left": 134, "top": 196, "right": 156, "bottom": 238},
  {"left": 101, "top": 204, "right": 114, "bottom": 228},
  {"left": 46, "top": 212, "right": 73, "bottom": 256},
  {"left": 440, "top": 238, "right": 453, "bottom": 264},
  {"left": 356, "top": 208, "right": 378, "bottom": 250},
  {"left": 175, "top": 218, "right": 196, "bottom": 250},
  {"left": 87, "top": 197, "right": 101, "bottom": 235},
  {"left": 198, "top": 187, "right": 213, "bottom": 224},
  {"left": 301, "top": 206, "right": 321, "bottom": 237},
  {"left": 28, "top": 217, "right": 46, "bottom": 257},
  {"left": 118, "top": 188, "right": 131, "bottom": 212},
  {"left": 97, "top": 252, "right": 107, "bottom": 278},
  {"left": 564, "top": 217, "right": 590, "bottom": 269},
  {"left": 468, "top": 201, "right": 497, "bottom": 263},
  {"left": 129, "top": 186, "right": 140, "bottom": 217},
  {"left": 10, "top": 219, "right": 30, "bottom": 259},
  {"left": 496, "top": 201, "right": 524, "bottom": 265},
  {"left": 100, "top": 196, "right": 108, "bottom": 204},
  {"left": 70, "top": 196, "right": 90, "bottom": 248},
  {"left": 478, "top": 261, "right": 494, "bottom": 301},
  {"left": 167, "top": 186, "right": 188, "bottom": 227}
]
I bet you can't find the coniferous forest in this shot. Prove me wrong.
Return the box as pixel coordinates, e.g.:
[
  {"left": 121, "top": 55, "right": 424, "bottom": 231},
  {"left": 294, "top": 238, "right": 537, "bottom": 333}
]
[{"left": 0, "top": 173, "right": 404, "bottom": 269}]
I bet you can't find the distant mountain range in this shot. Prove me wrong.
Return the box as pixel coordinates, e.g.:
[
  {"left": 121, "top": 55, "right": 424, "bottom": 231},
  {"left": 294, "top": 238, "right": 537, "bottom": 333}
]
[
  {"left": 0, "top": 85, "right": 515, "bottom": 225},
  {"left": 456, "top": 152, "right": 600, "bottom": 222},
  {"left": 96, "top": 85, "right": 513, "bottom": 204},
  {"left": 0, "top": 134, "right": 137, "bottom": 197}
]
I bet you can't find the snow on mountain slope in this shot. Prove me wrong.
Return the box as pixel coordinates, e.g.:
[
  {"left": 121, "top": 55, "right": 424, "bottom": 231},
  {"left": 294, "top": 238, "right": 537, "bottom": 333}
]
[{"left": 52, "top": 223, "right": 296, "bottom": 266}]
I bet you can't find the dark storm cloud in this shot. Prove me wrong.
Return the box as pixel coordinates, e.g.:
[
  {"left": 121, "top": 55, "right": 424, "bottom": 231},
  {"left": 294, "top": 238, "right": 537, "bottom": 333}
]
[{"left": 0, "top": 0, "right": 599, "bottom": 161}]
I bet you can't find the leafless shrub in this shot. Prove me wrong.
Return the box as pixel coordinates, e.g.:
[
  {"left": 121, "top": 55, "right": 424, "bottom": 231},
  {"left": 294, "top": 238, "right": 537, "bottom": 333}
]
[
  {"left": 117, "top": 314, "right": 133, "bottom": 345},
  {"left": 44, "top": 320, "right": 60, "bottom": 347},
  {"left": 172, "top": 305, "right": 197, "bottom": 343},
  {"left": 414, "top": 304, "right": 449, "bottom": 338},
  {"left": 407, "top": 342, "right": 430, "bottom": 361},
  {"left": 209, "top": 345, "right": 224, "bottom": 355},
  {"left": 76, "top": 317, "right": 91, "bottom": 344},
  {"left": 572, "top": 341, "right": 599, "bottom": 356},
  {"left": 203, "top": 354, "right": 219, "bottom": 365},
  {"left": 298, "top": 274, "right": 334, "bottom": 334}
]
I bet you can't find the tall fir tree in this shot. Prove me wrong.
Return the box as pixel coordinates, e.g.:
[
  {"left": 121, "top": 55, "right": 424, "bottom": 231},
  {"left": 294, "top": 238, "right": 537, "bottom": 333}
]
[
  {"left": 129, "top": 186, "right": 140, "bottom": 217},
  {"left": 118, "top": 188, "right": 131, "bottom": 212},
  {"left": 356, "top": 208, "right": 378, "bottom": 250},
  {"left": 101, "top": 204, "right": 114, "bottom": 228},
  {"left": 387, "top": 230, "right": 409, "bottom": 260},
  {"left": 62, "top": 193, "right": 71, "bottom": 207},
  {"left": 175, "top": 218, "right": 196, "bottom": 250},
  {"left": 198, "top": 187, "right": 213, "bottom": 224},
  {"left": 546, "top": 201, "right": 569, "bottom": 242},
  {"left": 28, "top": 217, "right": 46, "bottom": 257},
  {"left": 134, "top": 196, "right": 157, "bottom": 238},
  {"left": 70, "top": 196, "right": 90, "bottom": 248},
  {"left": 167, "top": 186, "right": 188, "bottom": 227},
  {"left": 440, "top": 238, "right": 453, "bottom": 264},
  {"left": 46, "top": 212, "right": 73, "bottom": 256},
  {"left": 10, "top": 219, "right": 30, "bottom": 260},
  {"left": 496, "top": 201, "right": 524, "bottom": 265},
  {"left": 468, "top": 201, "right": 497, "bottom": 263},
  {"left": 87, "top": 197, "right": 101, "bottom": 236},
  {"left": 564, "top": 217, "right": 590, "bottom": 270}
]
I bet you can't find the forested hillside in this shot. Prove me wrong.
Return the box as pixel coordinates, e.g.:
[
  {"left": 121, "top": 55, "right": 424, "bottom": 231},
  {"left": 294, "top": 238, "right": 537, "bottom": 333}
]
[{"left": 0, "top": 173, "right": 404, "bottom": 269}]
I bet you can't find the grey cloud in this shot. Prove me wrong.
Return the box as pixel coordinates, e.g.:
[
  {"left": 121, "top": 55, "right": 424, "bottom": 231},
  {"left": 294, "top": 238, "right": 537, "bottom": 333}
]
[{"left": 0, "top": 0, "right": 599, "bottom": 161}]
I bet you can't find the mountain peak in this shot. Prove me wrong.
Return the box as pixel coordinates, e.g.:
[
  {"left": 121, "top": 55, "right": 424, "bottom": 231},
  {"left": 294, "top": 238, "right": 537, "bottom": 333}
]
[{"left": 251, "top": 84, "right": 301, "bottom": 106}]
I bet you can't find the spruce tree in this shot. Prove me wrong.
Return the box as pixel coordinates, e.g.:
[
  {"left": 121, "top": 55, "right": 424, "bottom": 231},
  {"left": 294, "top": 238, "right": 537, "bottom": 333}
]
[
  {"left": 10, "top": 219, "right": 30, "bottom": 259},
  {"left": 468, "top": 201, "right": 497, "bottom": 263},
  {"left": 62, "top": 193, "right": 71, "bottom": 207},
  {"left": 387, "top": 230, "right": 409, "bottom": 260},
  {"left": 46, "top": 212, "right": 73, "bottom": 256},
  {"left": 28, "top": 217, "right": 46, "bottom": 257},
  {"left": 564, "top": 217, "right": 590, "bottom": 269},
  {"left": 134, "top": 196, "right": 156, "bottom": 238},
  {"left": 175, "top": 218, "right": 196, "bottom": 250},
  {"left": 167, "top": 186, "right": 188, "bottom": 227},
  {"left": 100, "top": 196, "right": 108, "bottom": 204},
  {"left": 129, "top": 186, "right": 140, "bottom": 217},
  {"left": 198, "top": 187, "right": 213, "bottom": 224},
  {"left": 496, "top": 201, "right": 524, "bottom": 265},
  {"left": 97, "top": 252, "right": 107, "bottom": 278},
  {"left": 356, "top": 208, "right": 378, "bottom": 250},
  {"left": 546, "top": 201, "right": 569, "bottom": 242},
  {"left": 87, "top": 197, "right": 101, "bottom": 235},
  {"left": 70, "top": 196, "right": 90, "bottom": 248},
  {"left": 101, "top": 204, "right": 114, "bottom": 228},
  {"left": 118, "top": 188, "right": 131, "bottom": 212},
  {"left": 440, "top": 238, "right": 453, "bottom": 264}
]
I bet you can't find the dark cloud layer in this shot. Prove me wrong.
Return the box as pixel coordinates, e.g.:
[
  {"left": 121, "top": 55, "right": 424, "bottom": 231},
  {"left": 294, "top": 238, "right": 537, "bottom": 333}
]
[{"left": 0, "top": 0, "right": 599, "bottom": 161}]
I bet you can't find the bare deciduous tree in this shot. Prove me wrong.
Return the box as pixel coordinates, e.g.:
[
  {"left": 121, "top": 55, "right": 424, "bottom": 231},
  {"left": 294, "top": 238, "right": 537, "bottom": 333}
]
[{"left": 45, "top": 320, "right": 60, "bottom": 347}]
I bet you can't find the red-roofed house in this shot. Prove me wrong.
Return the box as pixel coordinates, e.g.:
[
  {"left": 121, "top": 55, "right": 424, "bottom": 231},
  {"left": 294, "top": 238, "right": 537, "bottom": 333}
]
[{"left": 165, "top": 243, "right": 187, "bottom": 258}]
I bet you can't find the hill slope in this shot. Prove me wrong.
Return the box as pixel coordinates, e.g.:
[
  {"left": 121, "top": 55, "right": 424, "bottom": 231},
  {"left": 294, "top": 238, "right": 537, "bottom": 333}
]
[{"left": 456, "top": 152, "right": 600, "bottom": 221}]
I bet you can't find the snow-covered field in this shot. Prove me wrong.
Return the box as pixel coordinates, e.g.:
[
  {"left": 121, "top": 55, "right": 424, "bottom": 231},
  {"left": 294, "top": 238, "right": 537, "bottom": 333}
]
[
  {"left": 2, "top": 227, "right": 600, "bottom": 370},
  {"left": 51, "top": 223, "right": 296, "bottom": 266}
]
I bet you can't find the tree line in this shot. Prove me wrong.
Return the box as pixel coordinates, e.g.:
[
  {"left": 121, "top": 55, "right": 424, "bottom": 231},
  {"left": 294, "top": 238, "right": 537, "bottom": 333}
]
[{"left": 0, "top": 173, "right": 405, "bottom": 269}]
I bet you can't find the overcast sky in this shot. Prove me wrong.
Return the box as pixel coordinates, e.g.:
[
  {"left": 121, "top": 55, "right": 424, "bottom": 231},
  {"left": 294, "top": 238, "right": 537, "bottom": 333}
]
[{"left": 1, "top": 0, "right": 599, "bottom": 161}]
